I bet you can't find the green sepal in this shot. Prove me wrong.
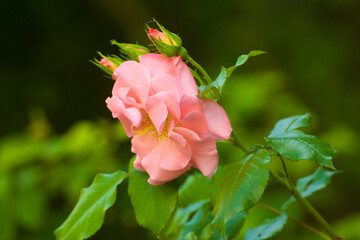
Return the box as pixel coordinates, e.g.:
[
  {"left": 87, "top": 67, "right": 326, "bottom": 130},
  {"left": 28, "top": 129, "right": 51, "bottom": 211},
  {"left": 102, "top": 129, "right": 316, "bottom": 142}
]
[
  {"left": 111, "top": 40, "right": 150, "bottom": 61},
  {"left": 91, "top": 51, "right": 123, "bottom": 76},
  {"left": 153, "top": 18, "right": 182, "bottom": 46},
  {"left": 146, "top": 19, "right": 187, "bottom": 58}
]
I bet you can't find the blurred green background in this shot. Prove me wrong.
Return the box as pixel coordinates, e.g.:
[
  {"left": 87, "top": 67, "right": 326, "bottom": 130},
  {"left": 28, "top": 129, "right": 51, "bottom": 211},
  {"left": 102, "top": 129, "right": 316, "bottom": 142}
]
[{"left": 1, "top": 0, "right": 360, "bottom": 239}]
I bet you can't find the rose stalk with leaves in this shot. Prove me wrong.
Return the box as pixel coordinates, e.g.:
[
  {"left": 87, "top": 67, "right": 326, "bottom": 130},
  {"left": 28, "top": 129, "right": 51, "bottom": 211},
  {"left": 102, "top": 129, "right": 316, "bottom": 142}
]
[{"left": 55, "top": 21, "right": 342, "bottom": 240}]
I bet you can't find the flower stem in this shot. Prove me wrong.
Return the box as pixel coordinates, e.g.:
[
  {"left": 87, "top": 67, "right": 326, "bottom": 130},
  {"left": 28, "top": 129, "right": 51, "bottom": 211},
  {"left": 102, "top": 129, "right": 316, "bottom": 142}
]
[
  {"left": 186, "top": 55, "right": 212, "bottom": 84},
  {"left": 230, "top": 132, "right": 250, "bottom": 153},
  {"left": 229, "top": 134, "right": 339, "bottom": 240},
  {"left": 257, "top": 203, "right": 332, "bottom": 240},
  {"left": 271, "top": 158, "right": 339, "bottom": 240}
]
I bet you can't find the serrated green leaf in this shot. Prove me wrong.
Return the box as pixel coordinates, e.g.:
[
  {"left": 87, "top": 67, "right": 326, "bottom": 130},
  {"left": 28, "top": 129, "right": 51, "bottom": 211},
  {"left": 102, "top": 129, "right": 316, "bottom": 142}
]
[
  {"left": 179, "top": 204, "right": 212, "bottom": 240},
  {"left": 199, "top": 51, "right": 265, "bottom": 101},
  {"left": 245, "top": 213, "right": 287, "bottom": 240},
  {"left": 268, "top": 113, "right": 310, "bottom": 137},
  {"left": 282, "top": 167, "right": 339, "bottom": 209},
  {"left": 210, "top": 148, "right": 271, "bottom": 233},
  {"left": 266, "top": 113, "right": 336, "bottom": 169},
  {"left": 128, "top": 169, "right": 177, "bottom": 235},
  {"left": 266, "top": 131, "right": 336, "bottom": 169},
  {"left": 54, "top": 170, "right": 128, "bottom": 240},
  {"left": 178, "top": 173, "right": 212, "bottom": 207},
  {"left": 166, "top": 200, "right": 209, "bottom": 239},
  {"left": 205, "top": 211, "right": 247, "bottom": 240},
  {"left": 183, "top": 232, "right": 198, "bottom": 240}
]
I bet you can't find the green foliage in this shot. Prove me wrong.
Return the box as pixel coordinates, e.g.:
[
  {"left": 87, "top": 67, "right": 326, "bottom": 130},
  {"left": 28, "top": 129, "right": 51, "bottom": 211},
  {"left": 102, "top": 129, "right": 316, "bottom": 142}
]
[
  {"left": 128, "top": 169, "right": 177, "bottom": 236},
  {"left": 199, "top": 51, "right": 266, "bottom": 101},
  {"left": 268, "top": 113, "right": 311, "bottom": 135},
  {"left": 207, "top": 212, "right": 248, "bottom": 240},
  {"left": 245, "top": 213, "right": 287, "bottom": 240},
  {"left": 178, "top": 173, "right": 212, "bottom": 207},
  {"left": 55, "top": 170, "right": 128, "bottom": 240},
  {"left": 210, "top": 147, "right": 271, "bottom": 234},
  {"left": 282, "top": 167, "right": 339, "bottom": 209},
  {"left": 266, "top": 113, "right": 336, "bottom": 169},
  {"left": 178, "top": 203, "right": 211, "bottom": 239},
  {"left": 166, "top": 200, "right": 209, "bottom": 239}
]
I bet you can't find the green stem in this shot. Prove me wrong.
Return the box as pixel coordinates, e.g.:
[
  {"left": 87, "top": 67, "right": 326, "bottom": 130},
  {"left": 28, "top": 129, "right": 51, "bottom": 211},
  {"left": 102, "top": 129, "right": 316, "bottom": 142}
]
[
  {"left": 230, "top": 132, "right": 250, "bottom": 153},
  {"left": 277, "top": 156, "right": 339, "bottom": 240},
  {"left": 257, "top": 203, "right": 332, "bottom": 240},
  {"left": 229, "top": 135, "right": 339, "bottom": 240},
  {"left": 186, "top": 55, "right": 212, "bottom": 84}
]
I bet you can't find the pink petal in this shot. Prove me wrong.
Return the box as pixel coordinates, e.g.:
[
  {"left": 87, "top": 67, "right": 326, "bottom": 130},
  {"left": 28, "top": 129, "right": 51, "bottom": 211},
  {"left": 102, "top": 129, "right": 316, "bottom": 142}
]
[
  {"left": 145, "top": 96, "right": 168, "bottom": 135},
  {"left": 200, "top": 99, "right": 232, "bottom": 140},
  {"left": 116, "top": 114, "right": 134, "bottom": 137},
  {"left": 116, "top": 85, "right": 149, "bottom": 108},
  {"left": 179, "top": 96, "right": 208, "bottom": 136},
  {"left": 153, "top": 92, "right": 180, "bottom": 119},
  {"left": 131, "top": 131, "right": 158, "bottom": 156},
  {"left": 175, "top": 127, "right": 218, "bottom": 177},
  {"left": 172, "top": 56, "right": 198, "bottom": 97},
  {"left": 159, "top": 132, "right": 192, "bottom": 171},
  {"left": 179, "top": 96, "right": 203, "bottom": 119},
  {"left": 139, "top": 54, "right": 178, "bottom": 78},
  {"left": 147, "top": 164, "right": 191, "bottom": 185},
  {"left": 113, "top": 61, "right": 151, "bottom": 93},
  {"left": 106, "top": 96, "right": 143, "bottom": 136},
  {"left": 151, "top": 74, "right": 183, "bottom": 100},
  {"left": 134, "top": 155, "right": 145, "bottom": 171},
  {"left": 128, "top": 84, "right": 150, "bottom": 106},
  {"left": 141, "top": 138, "right": 191, "bottom": 184}
]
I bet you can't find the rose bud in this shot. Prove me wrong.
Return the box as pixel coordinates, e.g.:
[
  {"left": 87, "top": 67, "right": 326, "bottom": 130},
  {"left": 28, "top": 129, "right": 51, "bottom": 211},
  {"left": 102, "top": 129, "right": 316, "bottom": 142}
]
[
  {"left": 147, "top": 21, "right": 188, "bottom": 58},
  {"left": 99, "top": 58, "right": 116, "bottom": 72},
  {"left": 111, "top": 40, "right": 150, "bottom": 61}
]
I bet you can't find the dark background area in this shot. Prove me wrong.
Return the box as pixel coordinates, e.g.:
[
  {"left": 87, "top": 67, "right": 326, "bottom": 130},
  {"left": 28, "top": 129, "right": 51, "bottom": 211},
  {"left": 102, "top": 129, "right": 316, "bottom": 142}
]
[{"left": 1, "top": 0, "right": 360, "bottom": 239}]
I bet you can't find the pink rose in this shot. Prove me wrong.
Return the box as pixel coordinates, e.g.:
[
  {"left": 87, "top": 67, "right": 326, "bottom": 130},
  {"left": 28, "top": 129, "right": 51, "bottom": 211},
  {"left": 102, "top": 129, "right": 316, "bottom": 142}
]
[{"left": 106, "top": 53, "right": 232, "bottom": 185}]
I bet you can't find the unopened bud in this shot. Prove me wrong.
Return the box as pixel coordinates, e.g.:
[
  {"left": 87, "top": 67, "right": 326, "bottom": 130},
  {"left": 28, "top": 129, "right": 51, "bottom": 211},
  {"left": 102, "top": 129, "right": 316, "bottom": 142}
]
[
  {"left": 111, "top": 41, "right": 150, "bottom": 61},
  {"left": 99, "top": 58, "right": 116, "bottom": 72},
  {"left": 146, "top": 20, "right": 187, "bottom": 58}
]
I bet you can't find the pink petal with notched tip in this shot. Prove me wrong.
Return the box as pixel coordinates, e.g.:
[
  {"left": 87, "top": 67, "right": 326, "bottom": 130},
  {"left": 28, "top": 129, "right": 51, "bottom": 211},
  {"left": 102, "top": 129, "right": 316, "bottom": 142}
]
[
  {"left": 174, "top": 127, "right": 218, "bottom": 177},
  {"left": 139, "top": 54, "right": 178, "bottom": 78},
  {"left": 172, "top": 56, "right": 198, "bottom": 97},
  {"left": 145, "top": 96, "right": 168, "bottom": 135},
  {"left": 200, "top": 98, "right": 232, "bottom": 140},
  {"left": 113, "top": 61, "right": 151, "bottom": 93},
  {"left": 151, "top": 74, "right": 183, "bottom": 100}
]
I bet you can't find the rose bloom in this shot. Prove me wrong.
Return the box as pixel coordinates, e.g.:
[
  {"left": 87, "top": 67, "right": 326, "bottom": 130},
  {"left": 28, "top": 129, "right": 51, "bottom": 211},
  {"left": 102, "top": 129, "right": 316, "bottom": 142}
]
[{"left": 106, "top": 53, "right": 232, "bottom": 185}]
